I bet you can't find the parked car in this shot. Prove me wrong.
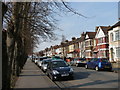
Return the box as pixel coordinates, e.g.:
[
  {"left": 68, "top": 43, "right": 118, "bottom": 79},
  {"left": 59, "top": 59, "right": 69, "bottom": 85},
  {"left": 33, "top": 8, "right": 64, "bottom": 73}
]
[
  {"left": 34, "top": 57, "right": 40, "bottom": 64},
  {"left": 37, "top": 57, "right": 49, "bottom": 68},
  {"left": 70, "top": 58, "right": 86, "bottom": 67},
  {"left": 85, "top": 58, "right": 112, "bottom": 71},
  {"left": 41, "top": 59, "right": 52, "bottom": 72},
  {"left": 32, "top": 57, "right": 35, "bottom": 62},
  {"left": 46, "top": 59, "right": 74, "bottom": 81}
]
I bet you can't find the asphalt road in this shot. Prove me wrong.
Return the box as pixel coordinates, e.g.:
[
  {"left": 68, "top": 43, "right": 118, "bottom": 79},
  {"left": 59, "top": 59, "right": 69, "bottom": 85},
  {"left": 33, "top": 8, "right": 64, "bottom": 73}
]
[{"left": 54, "top": 66, "right": 119, "bottom": 88}]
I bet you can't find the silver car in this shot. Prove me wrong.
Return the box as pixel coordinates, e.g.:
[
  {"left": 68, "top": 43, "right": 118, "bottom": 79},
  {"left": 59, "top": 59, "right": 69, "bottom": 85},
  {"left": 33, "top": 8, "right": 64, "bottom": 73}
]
[
  {"left": 70, "top": 58, "right": 86, "bottom": 67},
  {"left": 34, "top": 57, "right": 39, "bottom": 64},
  {"left": 41, "top": 59, "right": 52, "bottom": 72},
  {"left": 37, "top": 57, "right": 49, "bottom": 68}
]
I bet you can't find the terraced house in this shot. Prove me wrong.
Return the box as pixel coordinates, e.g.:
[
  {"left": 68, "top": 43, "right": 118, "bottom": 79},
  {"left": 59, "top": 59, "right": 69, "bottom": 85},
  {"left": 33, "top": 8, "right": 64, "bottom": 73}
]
[
  {"left": 68, "top": 40, "right": 74, "bottom": 58},
  {"left": 95, "top": 26, "right": 111, "bottom": 59},
  {"left": 85, "top": 32, "right": 96, "bottom": 60},
  {"left": 79, "top": 32, "right": 86, "bottom": 58},
  {"left": 39, "top": 21, "right": 119, "bottom": 63},
  {"left": 108, "top": 21, "right": 120, "bottom": 62}
]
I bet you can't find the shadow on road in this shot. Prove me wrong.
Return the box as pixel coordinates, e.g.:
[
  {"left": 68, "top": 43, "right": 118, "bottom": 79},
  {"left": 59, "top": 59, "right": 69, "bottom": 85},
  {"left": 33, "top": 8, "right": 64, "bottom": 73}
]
[
  {"left": 55, "top": 71, "right": 90, "bottom": 81},
  {"left": 73, "top": 71, "right": 90, "bottom": 80},
  {"left": 69, "top": 79, "right": 118, "bottom": 88}
]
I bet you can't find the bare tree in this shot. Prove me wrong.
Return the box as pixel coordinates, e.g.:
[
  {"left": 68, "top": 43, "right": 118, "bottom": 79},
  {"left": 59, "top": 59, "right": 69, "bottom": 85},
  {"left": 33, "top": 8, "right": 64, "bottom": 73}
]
[{"left": 2, "top": 1, "right": 86, "bottom": 89}]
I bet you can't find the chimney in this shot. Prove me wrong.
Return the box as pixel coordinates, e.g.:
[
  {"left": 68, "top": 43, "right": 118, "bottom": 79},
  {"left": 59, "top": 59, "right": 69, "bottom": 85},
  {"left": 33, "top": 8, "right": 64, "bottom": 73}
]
[
  {"left": 72, "top": 37, "right": 76, "bottom": 41},
  {"left": 65, "top": 40, "right": 68, "bottom": 42},
  {"left": 95, "top": 26, "right": 99, "bottom": 32},
  {"left": 81, "top": 32, "right": 85, "bottom": 37}
]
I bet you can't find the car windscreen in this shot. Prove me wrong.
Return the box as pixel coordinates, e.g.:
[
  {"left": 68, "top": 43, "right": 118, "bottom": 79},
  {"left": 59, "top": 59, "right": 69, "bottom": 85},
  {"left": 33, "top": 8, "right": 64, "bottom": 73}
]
[
  {"left": 52, "top": 61, "right": 68, "bottom": 68},
  {"left": 78, "top": 58, "right": 85, "bottom": 61}
]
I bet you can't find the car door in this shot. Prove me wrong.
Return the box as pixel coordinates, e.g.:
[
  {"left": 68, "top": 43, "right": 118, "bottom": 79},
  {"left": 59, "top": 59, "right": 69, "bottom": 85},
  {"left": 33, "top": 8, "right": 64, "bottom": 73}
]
[
  {"left": 91, "top": 58, "right": 98, "bottom": 69},
  {"left": 46, "top": 62, "right": 52, "bottom": 76},
  {"left": 88, "top": 59, "right": 94, "bottom": 68}
]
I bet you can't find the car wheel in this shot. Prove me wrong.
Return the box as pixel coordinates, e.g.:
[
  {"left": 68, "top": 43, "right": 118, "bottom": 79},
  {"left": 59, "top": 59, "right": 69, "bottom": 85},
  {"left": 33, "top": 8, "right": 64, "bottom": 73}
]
[
  {"left": 76, "top": 64, "right": 79, "bottom": 67},
  {"left": 108, "top": 68, "right": 112, "bottom": 72},
  {"left": 69, "top": 76, "right": 74, "bottom": 80},
  {"left": 85, "top": 65, "right": 88, "bottom": 69},
  {"left": 95, "top": 66, "right": 99, "bottom": 71}
]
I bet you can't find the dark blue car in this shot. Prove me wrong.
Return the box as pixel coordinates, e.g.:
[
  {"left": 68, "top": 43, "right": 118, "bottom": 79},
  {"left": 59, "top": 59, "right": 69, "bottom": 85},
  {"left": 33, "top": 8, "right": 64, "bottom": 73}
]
[
  {"left": 46, "top": 59, "right": 74, "bottom": 81},
  {"left": 85, "top": 58, "right": 112, "bottom": 71}
]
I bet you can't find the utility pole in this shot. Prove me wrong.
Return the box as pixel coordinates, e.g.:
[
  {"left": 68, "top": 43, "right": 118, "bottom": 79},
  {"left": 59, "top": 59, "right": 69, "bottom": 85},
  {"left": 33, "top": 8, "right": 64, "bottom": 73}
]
[{"left": 118, "top": 1, "right": 120, "bottom": 21}]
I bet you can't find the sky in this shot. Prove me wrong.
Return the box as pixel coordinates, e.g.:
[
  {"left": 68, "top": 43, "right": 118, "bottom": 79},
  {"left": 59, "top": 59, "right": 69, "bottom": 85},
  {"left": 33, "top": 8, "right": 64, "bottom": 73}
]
[{"left": 34, "top": 2, "right": 118, "bottom": 52}]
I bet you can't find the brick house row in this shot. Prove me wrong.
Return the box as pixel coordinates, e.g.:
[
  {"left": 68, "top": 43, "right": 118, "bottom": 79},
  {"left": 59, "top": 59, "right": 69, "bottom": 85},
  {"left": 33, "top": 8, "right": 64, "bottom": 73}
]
[{"left": 38, "top": 21, "right": 120, "bottom": 62}]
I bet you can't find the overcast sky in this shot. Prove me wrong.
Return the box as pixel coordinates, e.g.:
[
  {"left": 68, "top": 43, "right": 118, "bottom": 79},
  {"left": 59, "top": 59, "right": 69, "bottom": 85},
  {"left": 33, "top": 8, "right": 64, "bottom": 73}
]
[{"left": 34, "top": 2, "right": 118, "bottom": 52}]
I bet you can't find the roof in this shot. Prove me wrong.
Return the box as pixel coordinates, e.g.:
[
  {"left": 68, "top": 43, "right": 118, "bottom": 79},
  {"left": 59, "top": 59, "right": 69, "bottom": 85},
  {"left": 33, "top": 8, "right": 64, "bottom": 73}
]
[
  {"left": 99, "top": 26, "right": 111, "bottom": 34},
  {"left": 86, "top": 32, "right": 96, "bottom": 39},
  {"left": 109, "top": 21, "right": 120, "bottom": 30},
  {"left": 42, "top": 58, "right": 52, "bottom": 61},
  {"left": 79, "top": 35, "right": 85, "bottom": 42},
  {"left": 51, "top": 59, "right": 64, "bottom": 62}
]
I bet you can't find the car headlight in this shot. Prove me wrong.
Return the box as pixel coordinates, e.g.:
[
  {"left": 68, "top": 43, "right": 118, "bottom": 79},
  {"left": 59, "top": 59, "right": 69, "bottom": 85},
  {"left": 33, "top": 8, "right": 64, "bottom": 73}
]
[
  {"left": 44, "top": 66, "right": 47, "bottom": 70},
  {"left": 70, "top": 68, "right": 73, "bottom": 72},
  {"left": 52, "top": 70, "right": 59, "bottom": 75}
]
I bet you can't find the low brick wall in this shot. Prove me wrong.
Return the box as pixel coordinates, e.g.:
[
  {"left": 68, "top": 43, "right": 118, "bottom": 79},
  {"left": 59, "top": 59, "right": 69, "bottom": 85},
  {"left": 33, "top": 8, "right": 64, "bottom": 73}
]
[{"left": 111, "top": 62, "right": 120, "bottom": 68}]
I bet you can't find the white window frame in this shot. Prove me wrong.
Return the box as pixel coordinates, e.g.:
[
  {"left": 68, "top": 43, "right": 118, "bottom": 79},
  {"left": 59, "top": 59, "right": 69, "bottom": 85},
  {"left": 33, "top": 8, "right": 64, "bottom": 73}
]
[{"left": 116, "top": 47, "right": 120, "bottom": 58}]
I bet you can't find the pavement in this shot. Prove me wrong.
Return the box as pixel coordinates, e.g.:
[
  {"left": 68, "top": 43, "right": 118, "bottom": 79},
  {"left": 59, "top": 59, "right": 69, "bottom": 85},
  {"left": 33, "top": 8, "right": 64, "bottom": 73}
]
[
  {"left": 111, "top": 62, "right": 120, "bottom": 73},
  {"left": 14, "top": 59, "right": 59, "bottom": 89}
]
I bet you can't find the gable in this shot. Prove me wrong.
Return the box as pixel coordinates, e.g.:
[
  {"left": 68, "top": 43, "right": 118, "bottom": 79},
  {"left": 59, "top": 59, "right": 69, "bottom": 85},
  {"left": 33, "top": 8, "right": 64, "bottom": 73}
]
[
  {"left": 95, "top": 27, "right": 105, "bottom": 38},
  {"left": 85, "top": 34, "right": 89, "bottom": 39}
]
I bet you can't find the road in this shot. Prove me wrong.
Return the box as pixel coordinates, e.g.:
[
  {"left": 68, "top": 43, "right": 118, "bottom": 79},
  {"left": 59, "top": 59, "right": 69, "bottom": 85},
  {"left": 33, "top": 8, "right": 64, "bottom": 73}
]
[
  {"left": 54, "top": 66, "right": 119, "bottom": 88},
  {"left": 14, "top": 59, "right": 119, "bottom": 89}
]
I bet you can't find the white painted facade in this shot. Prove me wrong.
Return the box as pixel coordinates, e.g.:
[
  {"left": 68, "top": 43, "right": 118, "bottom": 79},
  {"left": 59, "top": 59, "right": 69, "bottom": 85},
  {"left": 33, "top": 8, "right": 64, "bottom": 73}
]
[
  {"left": 55, "top": 48, "right": 62, "bottom": 56},
  {"left": 79, "top": 41, "right": 85, "bottom": 58},
  {"left": 108, "top": 26, "right": 120, "bottom": 62},
  {"left": 95, "top": 27, "right": 105, "bottom": 39},
  {"left": 85, "top": 34, "right": 89, "bottom": 39},
  {"left": 69, "top": 44, "right": 74, "bottom": 52}
]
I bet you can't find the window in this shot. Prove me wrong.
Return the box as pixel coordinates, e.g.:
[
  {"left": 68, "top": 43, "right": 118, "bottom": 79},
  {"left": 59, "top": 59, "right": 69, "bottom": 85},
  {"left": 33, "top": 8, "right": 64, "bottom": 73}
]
[
  {"left": 98, "top": 38, "right": 103, "bottom": 43},
  {"left": 94, "top": 39, "right": 96, "bottom": 46},
  {"left": 116, "top": 47, "right": 120, "bottom": 58},
  {"left": 115, "top": 31, "right": 120, "bottom": 41},
  {"left": 110, "top": 33, "right": 114, "bottom": 41},
  {"left": 52, "top": 61, "right": 68, "bottom": 68},
  {"left": 100, "top": 51, "right": 106, "bottom": 58}
]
